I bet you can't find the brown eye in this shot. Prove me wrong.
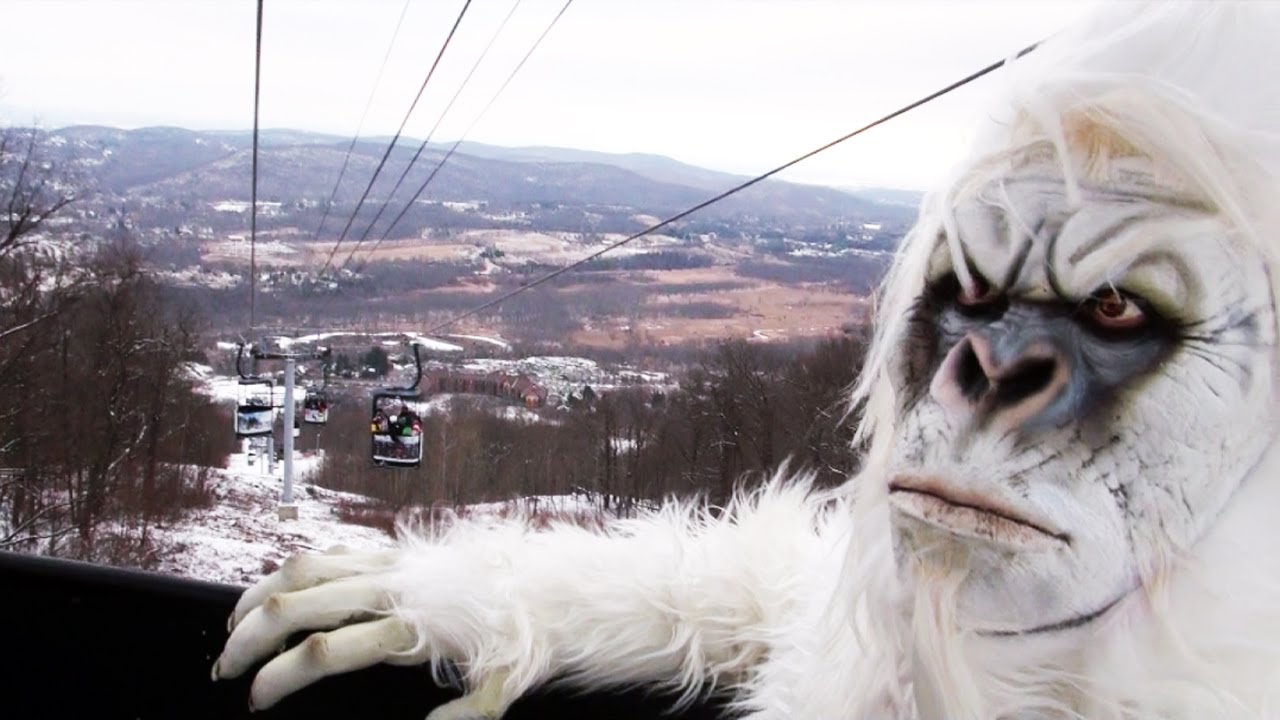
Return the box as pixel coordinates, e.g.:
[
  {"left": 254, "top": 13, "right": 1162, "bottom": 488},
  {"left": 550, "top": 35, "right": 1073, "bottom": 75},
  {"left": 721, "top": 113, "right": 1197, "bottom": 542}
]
[
  {"left": 1088, "top": 288, "right": 1146, "bottom": 330},
  {"left": 957, "top": 271, "right": 999, "bottom": 307}
]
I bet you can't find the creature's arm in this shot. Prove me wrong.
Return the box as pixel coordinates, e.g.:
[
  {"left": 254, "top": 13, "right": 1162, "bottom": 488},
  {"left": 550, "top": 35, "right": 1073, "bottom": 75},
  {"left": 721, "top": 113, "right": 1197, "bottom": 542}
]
[{"left": 212, "top": 482, "right": 832, "bottom": 719}]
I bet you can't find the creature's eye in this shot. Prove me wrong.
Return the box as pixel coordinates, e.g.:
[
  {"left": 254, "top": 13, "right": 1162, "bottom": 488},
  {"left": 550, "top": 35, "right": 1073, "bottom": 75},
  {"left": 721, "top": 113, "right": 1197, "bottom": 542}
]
[
  {"left": 955, "top": 269, "right": 1001, "bottom": 309},
  {"left": 1084, "top": 288, "right": 1147, "bottom": 331}
]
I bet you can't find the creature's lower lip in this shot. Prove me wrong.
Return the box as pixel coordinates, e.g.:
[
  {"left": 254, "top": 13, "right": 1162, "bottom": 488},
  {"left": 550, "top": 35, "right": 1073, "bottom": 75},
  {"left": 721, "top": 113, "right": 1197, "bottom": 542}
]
[{"left": 887, "top": 479, "right": 1070, "bottom": 551}]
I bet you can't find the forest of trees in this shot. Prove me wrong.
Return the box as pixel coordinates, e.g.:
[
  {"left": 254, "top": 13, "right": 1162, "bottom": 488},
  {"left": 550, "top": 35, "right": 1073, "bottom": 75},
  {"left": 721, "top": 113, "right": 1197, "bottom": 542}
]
[
  {"left": 310, "top": 334, "right": 868, "bottom": 522},
  {"left": 0, "top": 128, "right": 234, "bottom": 564}
]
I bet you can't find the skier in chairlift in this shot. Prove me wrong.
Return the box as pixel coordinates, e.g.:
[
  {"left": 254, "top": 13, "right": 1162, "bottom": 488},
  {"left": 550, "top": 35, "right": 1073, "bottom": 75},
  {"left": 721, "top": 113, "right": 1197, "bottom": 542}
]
[{"left": 396, "top": 404, "right": 420, "bottom": 439}]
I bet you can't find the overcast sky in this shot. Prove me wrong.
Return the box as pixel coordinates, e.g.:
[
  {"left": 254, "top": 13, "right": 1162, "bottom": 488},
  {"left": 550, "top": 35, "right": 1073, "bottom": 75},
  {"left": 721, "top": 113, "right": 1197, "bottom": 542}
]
[{"left": 0, "top": 0, "right": 1096, "bottom": 190}]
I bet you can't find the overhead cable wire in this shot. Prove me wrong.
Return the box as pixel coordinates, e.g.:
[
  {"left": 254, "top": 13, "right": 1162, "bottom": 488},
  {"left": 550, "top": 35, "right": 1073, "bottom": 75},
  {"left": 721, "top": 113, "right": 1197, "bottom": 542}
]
[
  {"left": 302, "top": 0, "right": 569, "bottom": 325},
  {"left": 416, "top": 40, "right": 1042, "bottom": 336},
  {"left": 314, "top": 0, "right": 473, "bottom": 283},
  {"left": 347, "top": 0, "right": 574, "bottom": 274},
  {"left": 249, "top": 0, "right": 264, "bottom": 329},
  {"left": 338, "top": 0, "right": 525, "bottom": 269},
  {"left": 310, "top": 0, "right": 413, "bottom": 245}
]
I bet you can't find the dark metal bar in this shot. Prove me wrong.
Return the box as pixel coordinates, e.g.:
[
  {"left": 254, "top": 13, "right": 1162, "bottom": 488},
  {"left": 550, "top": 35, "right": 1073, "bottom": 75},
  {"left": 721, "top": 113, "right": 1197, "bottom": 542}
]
[{"left": 0, "top": 550, "right": 728, "bottom": 719}]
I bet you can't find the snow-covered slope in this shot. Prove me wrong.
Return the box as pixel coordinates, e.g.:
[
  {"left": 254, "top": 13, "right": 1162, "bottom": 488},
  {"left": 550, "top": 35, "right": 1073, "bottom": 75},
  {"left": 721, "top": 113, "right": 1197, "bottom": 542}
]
[
  {"left": 149, "top": 450, "right": 613, "bottom": 587},
  {"left": 149, "top": 452, "right": 398, "bottom": 586},
  {"left": 160, "top": 362, "right": 633, "bottom": 586}
]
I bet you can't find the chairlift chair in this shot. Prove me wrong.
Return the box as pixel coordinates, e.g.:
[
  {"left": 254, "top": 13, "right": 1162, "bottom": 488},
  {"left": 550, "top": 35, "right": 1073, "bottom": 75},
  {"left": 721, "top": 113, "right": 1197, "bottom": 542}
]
[
  {"left": 302, "top": 355, "right": 331, "bottom": 425},
  {"left": 302, "top": 388, "right": 329, "bottom": 425},
  {"left": 371, "top": 342, "right": 424, "bottom": 468},
  {"left": 234, "top": 379, "right": 275, "bottom": 438},
  {"left": 233, "top": 343, "right": 276, "bottom": 439}
]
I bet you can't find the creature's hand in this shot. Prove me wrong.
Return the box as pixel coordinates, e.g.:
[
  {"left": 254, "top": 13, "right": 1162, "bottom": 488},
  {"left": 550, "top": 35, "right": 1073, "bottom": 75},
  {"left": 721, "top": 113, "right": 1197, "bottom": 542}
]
[
  {"left": 212, "top": 545, "right": 510, "bottom": 719},
  {"left": 211, "top": 546, "right": 428, "bottom": 710}
]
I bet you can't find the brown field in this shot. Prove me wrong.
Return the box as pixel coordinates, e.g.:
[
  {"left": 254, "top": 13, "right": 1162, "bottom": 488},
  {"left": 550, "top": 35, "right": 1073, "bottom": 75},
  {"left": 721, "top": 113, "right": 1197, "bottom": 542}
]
[
  {"left": 291, "top": 235, "right": 478, "bottom": 264},
  {"left": 202, "top": 235, "right": 477, "bottom": 267},
  {"left": 337, "top": 239, "right": 477, "bottom": 263},
  {"left": 198, "top": 230, "right": 874, "bottom": 349},
  {"left": 564, "top": 267, "right": 871, "bottom": 348},
  {"left": 200, "top": 238, "right": 310, "bottom": 266},
  {"left": 632, "top": 266, "right": 741, "bottom": 284}
]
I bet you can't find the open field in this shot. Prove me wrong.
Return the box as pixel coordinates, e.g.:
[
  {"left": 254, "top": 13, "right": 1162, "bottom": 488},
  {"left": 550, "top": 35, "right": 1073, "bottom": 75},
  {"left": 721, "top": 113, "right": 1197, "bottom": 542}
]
[
  {"left": 322, "top": 238, "right": 478, "bottom": 263},
  {"left": 202, "top": 229, "right": 696, "bottom": 269},
  {"left": 568, "top": 273, "right": 869, "bottom": 348},
  {"left": 188, "top": 227, "right": 883, "bottom": 352}
]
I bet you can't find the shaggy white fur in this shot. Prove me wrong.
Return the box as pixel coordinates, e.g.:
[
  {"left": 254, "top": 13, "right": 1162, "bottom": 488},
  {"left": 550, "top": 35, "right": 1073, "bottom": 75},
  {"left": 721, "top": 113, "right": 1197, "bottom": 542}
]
[{"left": 214, "top": 2, "right": 1280, "bottom": 718}]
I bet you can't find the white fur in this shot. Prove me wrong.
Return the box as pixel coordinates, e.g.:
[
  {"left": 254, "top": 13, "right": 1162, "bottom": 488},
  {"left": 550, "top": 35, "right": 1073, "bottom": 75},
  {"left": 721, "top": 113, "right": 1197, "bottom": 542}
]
[{"left": 215, "top": 3, "right": 1280, "bottom": 717}]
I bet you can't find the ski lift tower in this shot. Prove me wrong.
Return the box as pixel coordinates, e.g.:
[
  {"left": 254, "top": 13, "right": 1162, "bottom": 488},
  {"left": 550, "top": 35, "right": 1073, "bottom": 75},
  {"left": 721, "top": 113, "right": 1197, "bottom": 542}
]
[{"left": 244, "top": 342, "right": 331, "bottom": 520}]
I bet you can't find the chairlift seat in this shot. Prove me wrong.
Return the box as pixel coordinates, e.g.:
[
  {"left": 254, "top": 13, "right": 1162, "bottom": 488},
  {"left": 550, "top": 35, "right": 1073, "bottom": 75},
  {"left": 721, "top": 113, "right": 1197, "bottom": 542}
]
[{"left": 234, "top": 377, "right": 275, "bottom": 439}]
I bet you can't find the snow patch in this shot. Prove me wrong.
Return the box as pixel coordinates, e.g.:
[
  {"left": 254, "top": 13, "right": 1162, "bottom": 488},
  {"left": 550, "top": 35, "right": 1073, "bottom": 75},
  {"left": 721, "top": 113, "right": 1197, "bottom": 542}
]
[
  {"left": 445, "top": 333, "right": 512, "bottom": 350},
  {"left": 441, "top": 355, "right": 673, "bottom": 403},
  {"left": 268, "top": 331, "right": 463, "bottom": 353},
  {"left": 185, "top": 363, "right": 245, "bottom": 403},
  {"left": 148, "top": 452, "right": 620, "bottom": 586},
  {"left": 150, "top": 452, "right": 397, "bottom": 585}
]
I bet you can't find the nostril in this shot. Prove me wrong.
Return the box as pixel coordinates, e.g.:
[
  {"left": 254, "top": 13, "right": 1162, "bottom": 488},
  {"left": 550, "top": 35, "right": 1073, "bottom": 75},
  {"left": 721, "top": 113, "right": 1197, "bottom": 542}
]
[
  {"left": 994, "top": 358, "right": 1058, "bottom": 407},
  {"left": 956, "top": 343, "right": 990, "bottom": 402}
]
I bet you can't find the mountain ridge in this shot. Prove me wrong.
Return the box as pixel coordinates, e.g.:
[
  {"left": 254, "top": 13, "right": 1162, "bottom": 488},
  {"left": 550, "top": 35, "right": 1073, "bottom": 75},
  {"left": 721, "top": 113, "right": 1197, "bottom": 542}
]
[{"left": 47, "top": 124, "right": 917, "bottom": 222}]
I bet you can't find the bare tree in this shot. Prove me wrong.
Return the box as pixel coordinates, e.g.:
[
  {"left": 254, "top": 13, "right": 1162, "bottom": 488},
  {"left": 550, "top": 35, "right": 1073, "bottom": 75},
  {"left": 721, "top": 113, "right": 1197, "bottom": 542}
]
[{"left": 0, "top": 128, "right": 233, "bottom": 563}]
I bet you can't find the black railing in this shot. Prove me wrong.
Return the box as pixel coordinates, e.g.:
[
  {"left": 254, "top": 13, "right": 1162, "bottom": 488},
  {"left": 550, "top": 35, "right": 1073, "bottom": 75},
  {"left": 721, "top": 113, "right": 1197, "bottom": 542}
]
[{"left": 0, "top": 550, "right": 728, "bottom": 720}]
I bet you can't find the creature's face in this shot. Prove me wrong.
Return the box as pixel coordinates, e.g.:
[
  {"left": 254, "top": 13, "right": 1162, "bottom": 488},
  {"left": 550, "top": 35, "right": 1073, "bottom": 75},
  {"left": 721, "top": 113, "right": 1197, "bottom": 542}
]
[{"left": 885, "top": 160, "right": 1278, "bottom": 635}]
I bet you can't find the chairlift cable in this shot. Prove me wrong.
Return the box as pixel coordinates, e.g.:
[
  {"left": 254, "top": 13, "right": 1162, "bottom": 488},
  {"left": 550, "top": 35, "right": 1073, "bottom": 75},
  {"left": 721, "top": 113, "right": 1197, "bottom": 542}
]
[
  {"left": 349, "top": 0, "right": 574, "bottom": 275},
  {"left": 335, "top": 0, "right": 525, "bottom": 272},
  {"left": 417, "top": 40, "right": 1042, "bottom": 336},
  {"left": 308, "top": 0, "right": 562, "bottom": 322},
  {"left": 309, "top": 0, "right": 414, "bottom": 246},
  {"left": 249, "top": 0, "right": 264, "bottom": 329},
  {"left": 313, "top": 0, "right": 474, "bottom": 284}
]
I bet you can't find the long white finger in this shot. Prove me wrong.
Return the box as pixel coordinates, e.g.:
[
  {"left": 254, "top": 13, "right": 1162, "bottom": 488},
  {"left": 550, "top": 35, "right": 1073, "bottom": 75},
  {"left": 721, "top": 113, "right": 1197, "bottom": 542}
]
[
  {"left": 248, "top": 616, "right": 419, "bottom": 711},
  {"left": 214, "top": 578, "right": 390, "bottom": 681},
  {"left": 230, "top": 550, "right": 398, "bottom": 630},
  {"left": 425, "top": 670, "right": 514, "bottom": 720}
]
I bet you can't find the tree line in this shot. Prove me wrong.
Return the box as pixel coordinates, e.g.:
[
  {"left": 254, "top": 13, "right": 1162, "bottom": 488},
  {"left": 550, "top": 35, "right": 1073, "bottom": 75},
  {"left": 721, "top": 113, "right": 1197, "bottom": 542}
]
[
  {"left": 0, "top": 128, "right": 234, "bottom": 565},
  {"left": 309, "top": 334, "right": 868, "bottom": 520}
]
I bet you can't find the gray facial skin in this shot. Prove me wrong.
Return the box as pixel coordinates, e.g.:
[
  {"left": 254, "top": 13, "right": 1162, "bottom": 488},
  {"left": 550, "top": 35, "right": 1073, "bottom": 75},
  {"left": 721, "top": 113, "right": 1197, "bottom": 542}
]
[{"left": 882, "top": 165, "right": 1277, "bottom": 636}]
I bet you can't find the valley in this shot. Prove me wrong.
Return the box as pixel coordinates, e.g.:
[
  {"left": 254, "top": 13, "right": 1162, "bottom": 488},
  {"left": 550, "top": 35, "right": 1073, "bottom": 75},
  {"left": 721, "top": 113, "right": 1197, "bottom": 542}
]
[{"left": 36, "top": 124, "right": 909, "bottom": 357}]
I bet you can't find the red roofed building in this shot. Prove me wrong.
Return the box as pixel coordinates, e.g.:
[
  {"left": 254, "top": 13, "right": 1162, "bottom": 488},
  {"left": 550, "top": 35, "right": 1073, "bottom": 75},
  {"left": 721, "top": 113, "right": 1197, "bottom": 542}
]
[{"left": 425, "top": 369, "right": 548, "bottom": 409}]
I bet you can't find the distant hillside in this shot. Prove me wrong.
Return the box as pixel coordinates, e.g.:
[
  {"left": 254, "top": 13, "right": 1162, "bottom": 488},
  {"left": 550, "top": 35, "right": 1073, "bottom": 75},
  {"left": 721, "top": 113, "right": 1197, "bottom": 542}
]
[
  {"left": 48, "top": 125, "right": 915, "bottom": 225},
  {"left": 448, "top": 142, "right": 752, "bottom": 193}
]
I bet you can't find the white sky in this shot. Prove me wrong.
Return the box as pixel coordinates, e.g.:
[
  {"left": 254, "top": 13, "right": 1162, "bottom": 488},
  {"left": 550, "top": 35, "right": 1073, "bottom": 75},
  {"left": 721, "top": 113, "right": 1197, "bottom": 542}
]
[{"left": 0, "top": 0, "right": 1096, "bottom": 190}]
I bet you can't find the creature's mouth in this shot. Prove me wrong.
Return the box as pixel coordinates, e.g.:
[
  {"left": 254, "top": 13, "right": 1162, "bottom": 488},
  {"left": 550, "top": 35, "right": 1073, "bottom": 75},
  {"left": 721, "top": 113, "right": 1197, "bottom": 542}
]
[{"left": 887, "top": 475, "right": 1071, "bottom": 551}]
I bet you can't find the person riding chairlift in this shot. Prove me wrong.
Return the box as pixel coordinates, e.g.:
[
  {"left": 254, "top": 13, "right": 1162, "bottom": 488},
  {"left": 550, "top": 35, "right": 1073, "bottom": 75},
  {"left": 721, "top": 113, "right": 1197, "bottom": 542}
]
[{"left": 396, "top": 404, "right": 421, "bottom": 439}]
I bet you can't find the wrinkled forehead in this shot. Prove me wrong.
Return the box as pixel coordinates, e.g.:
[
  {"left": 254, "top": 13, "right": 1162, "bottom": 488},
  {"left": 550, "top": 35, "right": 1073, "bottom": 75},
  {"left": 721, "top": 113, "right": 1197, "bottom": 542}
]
[{"left": 925, "top": 165, "right": 1274, "bottom": 334}]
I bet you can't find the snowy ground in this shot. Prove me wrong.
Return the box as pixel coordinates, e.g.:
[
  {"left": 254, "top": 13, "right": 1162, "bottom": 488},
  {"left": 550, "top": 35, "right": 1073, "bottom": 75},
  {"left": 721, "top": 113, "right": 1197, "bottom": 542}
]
[
  {"left": 156, "top": 267, "right": 240, "bottom": 289},
  {"left": 185, "top": 362, "right": 241, "bottom": 402},
  {"left": 149, "top": 452, "right": 398, "bottom": 586},
  {"left": 443, "top": 355, "right": 674, "bottom": 403},
  {"left": 149, "top": 450, "right": 613, "bottom": 587},
  {"left": 268, "top": 331, "right": 464, "bottom": 354},
  {"left": 445, "top": 333, "right": 511, "bottom": 350}
]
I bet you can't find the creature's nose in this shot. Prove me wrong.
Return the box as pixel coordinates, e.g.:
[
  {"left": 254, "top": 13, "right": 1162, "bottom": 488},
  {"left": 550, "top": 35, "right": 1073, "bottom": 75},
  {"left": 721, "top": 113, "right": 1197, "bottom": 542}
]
[{"left": 929, "top": 333, "right": 1069, "bottom": 430}]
